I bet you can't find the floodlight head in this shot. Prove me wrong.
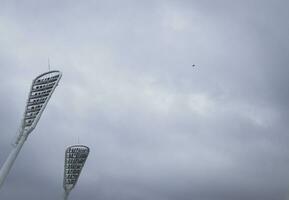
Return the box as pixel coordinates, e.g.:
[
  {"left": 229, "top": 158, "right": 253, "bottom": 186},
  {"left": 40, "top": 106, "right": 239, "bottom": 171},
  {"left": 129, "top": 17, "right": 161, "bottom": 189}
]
[
  {"left": 0, "top": 70, "right": 62, "bottom": 189},
  {"left": 19, "top": 70, "right": 62, "bottom": 138},
  {"left": 63, "top": 145, "right": 89, "bottom": 192}
]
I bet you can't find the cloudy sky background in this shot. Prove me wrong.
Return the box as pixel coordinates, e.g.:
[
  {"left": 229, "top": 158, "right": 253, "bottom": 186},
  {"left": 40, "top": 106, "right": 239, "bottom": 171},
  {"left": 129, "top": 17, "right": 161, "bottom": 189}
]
[{"left": 0, "top": 0, "right": 289, "bottom": 199}]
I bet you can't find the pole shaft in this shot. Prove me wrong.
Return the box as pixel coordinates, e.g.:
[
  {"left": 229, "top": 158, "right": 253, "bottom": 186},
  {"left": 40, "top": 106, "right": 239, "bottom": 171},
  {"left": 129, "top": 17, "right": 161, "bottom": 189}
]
[
  {"left": 63, "top": 190, "right": 70, "bottom": 200},
  {"left": 0, "top": 135, "right": 26, "bottom": 189}
]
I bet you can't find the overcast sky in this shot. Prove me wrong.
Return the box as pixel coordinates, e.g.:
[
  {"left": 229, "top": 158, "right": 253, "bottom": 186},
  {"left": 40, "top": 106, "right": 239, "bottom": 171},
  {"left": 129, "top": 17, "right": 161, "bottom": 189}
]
[{"left": 1, "top": 0, "right": 289, "bottom": 200}]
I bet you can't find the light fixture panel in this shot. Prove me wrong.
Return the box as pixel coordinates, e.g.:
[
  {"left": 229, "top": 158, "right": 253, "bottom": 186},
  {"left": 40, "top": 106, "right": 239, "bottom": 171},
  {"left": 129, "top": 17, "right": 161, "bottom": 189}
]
[
  {"left": 63, "top": 145, "right": 89, "bottom": 191},
  {"left": 14, "top": 71, "right": 62, "bottom": 144}
]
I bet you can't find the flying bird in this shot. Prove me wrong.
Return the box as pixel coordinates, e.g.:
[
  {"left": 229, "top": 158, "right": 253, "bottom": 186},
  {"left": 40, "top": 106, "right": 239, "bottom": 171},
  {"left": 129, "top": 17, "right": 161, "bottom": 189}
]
[{"left": 192, "top": 64, "right": 195, "bottom": 67}]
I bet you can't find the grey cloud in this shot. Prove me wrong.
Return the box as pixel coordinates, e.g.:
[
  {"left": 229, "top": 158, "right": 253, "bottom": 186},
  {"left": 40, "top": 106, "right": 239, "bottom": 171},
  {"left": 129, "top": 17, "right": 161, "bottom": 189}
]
[{"left": 1, "top": 0, "right": 289, "bottom": 200}]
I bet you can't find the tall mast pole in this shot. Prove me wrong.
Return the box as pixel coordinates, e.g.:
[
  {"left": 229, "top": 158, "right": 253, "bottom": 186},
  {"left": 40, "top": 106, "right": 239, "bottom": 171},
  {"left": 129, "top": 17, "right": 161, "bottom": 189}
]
[
  {"left": 63, "top": 190, "right": 70, "bottom": 200},
  {"left": 0, "top": 134, "right": 26, "bottom": 188},
  {"left": 0, "top": 71, "right": 62, "bottom": 189}
]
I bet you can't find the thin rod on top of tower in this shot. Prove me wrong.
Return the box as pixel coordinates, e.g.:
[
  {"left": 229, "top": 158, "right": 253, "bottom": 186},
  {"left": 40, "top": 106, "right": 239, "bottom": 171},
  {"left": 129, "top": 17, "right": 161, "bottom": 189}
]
[{"left": 48, "top": 58, "right": 51, "bottom": 71}]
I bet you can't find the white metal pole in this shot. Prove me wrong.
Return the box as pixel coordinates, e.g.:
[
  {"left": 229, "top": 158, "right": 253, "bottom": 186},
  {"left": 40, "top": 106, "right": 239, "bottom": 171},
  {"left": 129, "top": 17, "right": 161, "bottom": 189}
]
[
  {"left": 0, "top": 134, "right": 27, "bottom": 189},
  {"left": 0, "top": 71, "right": 62, "bottom": 190},
  {"left": 63, "top": 190, "right": 70, "bottom": 200}
]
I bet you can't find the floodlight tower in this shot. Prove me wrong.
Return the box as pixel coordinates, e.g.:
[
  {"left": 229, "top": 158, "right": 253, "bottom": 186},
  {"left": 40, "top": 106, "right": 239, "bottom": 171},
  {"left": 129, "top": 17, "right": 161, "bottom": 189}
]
[
  {"left": 0, "top": 71, "right": 62, "bottom": 189},
  {"left": 63, "top": 145, "right": 89, "bottom": 200}
]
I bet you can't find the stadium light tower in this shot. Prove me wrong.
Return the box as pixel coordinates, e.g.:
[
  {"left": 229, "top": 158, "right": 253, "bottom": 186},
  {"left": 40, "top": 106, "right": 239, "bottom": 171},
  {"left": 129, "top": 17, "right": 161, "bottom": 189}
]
[
  {"left": 63, "top": 145, "right": 89, "bottom": 200},
  {"left": 0, "top": 71, "right": 62, "bottom": 189}
]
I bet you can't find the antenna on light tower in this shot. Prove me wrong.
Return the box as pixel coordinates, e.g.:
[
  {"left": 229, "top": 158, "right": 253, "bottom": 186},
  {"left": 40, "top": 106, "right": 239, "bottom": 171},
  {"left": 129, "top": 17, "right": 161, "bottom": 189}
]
[
  {"left": 48, "top": 58, "right": 51, "bottom": 71},
  {"left": 63, "top": 145, "right": 89, "bottom": 200},
  {"left": 0, "top": 70, "right": 62, "bottom": 189}
]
